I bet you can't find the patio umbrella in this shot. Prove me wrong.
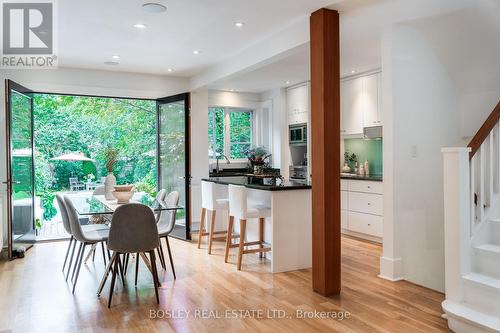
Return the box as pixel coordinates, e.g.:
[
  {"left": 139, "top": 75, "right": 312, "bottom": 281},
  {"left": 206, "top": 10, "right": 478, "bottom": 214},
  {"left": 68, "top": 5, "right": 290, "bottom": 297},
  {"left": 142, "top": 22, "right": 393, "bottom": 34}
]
[
  {"left": 50, "top": 152, "right": 95, "bottom": 179},
  {"left": 50, "top": 152, "right": 94, "bottom": 162}
]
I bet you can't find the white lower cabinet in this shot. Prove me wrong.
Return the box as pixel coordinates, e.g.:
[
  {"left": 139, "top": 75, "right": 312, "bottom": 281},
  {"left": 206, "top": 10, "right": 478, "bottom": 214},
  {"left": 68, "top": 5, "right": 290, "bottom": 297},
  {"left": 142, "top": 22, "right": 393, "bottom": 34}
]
[
  {"left": 348, "top": 211, "right": 383, "bottom": 238},
  {"left": 341, "top": 180, "right": 383, "bottom": 242}
]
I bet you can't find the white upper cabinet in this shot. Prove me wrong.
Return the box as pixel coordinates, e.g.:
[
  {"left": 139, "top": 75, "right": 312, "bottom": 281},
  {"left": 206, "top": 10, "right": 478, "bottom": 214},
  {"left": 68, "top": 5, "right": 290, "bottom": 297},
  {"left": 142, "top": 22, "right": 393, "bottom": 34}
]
[
  {"left": 287, "top": 83, "right": 309, "bottom": 125},
  {"left": 363, "top": 73, "right": 382, "bottom": 127},
  {"left": 341, "top": 77, "right": 364, "bottom": 135},
  {"left": 341, "top": 72, "right": 382, "bottom": 135}
]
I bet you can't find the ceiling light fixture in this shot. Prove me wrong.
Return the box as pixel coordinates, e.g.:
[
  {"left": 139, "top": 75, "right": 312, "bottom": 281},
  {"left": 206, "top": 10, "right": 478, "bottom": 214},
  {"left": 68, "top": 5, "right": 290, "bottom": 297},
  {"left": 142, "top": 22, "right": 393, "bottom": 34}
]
[
  {"left": 133, "top": 23, "right": 147, "bottom": 29},
  {"left": 193, "top": 50, "right": 200, "bottom": 55},
  {"left": 230, "top": 89, "right": 236, "bottom": 92},
  {"left": 235, "top": 22, "right": 245, "bottom": 28},
  {"left": 351, "top": 70, "right": 357, "bottom": 74},
  {"left": 104, "top": 61, "right": 119, "bottom": 66},
  {"left": 142, "top": 2, "right": 167, "bottom": 13},
  {"left": 285, "top": 80, "right": 291, "bottom": 85},
  {"left": 112, "top": 55, "right": 120, "bottom": 60},
  {"left": 167, "top": 68, "right": 173, "bottom": 72}
]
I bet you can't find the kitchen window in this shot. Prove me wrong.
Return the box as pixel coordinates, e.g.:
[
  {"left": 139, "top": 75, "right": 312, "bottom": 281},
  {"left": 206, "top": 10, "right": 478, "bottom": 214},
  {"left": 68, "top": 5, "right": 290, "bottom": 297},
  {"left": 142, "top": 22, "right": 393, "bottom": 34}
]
[{"left": 208, "top": 107, "right": 253, "bottom": 160}]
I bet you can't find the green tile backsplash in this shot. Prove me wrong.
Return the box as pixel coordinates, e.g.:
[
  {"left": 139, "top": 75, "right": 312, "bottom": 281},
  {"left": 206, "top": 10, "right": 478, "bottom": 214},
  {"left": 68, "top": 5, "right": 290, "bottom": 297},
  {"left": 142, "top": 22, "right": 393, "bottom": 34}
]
[{"left": 344, "top": 138, "right": 383, "bottom": 175}]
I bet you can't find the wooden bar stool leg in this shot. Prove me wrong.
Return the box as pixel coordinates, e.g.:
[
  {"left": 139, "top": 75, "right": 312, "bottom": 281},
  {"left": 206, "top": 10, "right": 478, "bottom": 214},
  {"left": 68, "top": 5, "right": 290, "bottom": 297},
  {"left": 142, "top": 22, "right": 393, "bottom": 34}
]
[
  {"left": 224, "top": 215, "right": 234, "bottom": 263},
  {"left": 259, "top": 218, "right": 264, "bottom": 259},
  {"left": 197, "top": 207, "right": 206, "bottom": 249},
  {"left": 208, "top": 210, "right": 216, "bottom": 254},
  {"left": 237, "top": 219, "right": 247, "bottom": 271}
]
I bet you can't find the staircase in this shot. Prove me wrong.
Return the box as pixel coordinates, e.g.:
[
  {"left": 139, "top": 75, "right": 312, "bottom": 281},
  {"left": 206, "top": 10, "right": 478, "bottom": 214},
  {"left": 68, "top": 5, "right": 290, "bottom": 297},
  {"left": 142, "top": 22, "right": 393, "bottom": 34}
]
[{"left": 442, "top": 101, "right": 500, "bottom": 333}]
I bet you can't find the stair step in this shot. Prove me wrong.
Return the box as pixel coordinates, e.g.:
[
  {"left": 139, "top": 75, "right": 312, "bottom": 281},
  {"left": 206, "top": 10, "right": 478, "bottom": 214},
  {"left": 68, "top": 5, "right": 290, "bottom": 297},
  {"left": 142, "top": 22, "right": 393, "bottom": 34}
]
[
  {"left": 475, "top": 244, "right": 500, "bottom": 254},
  {"left": 442, "top": 300, "right": 500, "bottom": 332},
  {"left": 464, "top": 272, "right": 500, "bottom": 290}
]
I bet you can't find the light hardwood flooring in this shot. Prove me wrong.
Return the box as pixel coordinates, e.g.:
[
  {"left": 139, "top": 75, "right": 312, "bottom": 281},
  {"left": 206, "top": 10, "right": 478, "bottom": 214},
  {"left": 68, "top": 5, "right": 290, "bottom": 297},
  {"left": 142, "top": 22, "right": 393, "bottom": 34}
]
[{"left": 0, "top": 236, "right": 450, "bottom": 333}]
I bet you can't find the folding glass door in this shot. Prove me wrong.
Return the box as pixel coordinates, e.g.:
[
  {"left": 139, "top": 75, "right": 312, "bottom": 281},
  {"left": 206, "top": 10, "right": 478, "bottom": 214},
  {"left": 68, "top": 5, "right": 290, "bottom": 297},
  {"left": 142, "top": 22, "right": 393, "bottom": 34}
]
[
  {"left": 4, "top": 80, "right": 36, "bottom": 258},
  {"left": 157, "top": 93, "right": 191, "bottom": 240}
]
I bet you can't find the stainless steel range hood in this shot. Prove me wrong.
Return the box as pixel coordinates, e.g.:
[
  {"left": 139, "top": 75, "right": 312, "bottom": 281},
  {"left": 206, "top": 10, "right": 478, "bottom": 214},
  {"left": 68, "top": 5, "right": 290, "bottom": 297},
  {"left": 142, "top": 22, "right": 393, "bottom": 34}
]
[{"left": 363, "top": 126, "right": 383, "bottom": 139}]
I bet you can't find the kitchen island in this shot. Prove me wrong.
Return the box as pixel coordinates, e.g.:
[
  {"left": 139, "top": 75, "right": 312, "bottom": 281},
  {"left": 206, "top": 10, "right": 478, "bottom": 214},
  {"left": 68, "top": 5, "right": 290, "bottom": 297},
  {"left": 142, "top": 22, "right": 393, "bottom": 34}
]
[{"left": 202, "top": 177, "right": 312, "bottom": 273}]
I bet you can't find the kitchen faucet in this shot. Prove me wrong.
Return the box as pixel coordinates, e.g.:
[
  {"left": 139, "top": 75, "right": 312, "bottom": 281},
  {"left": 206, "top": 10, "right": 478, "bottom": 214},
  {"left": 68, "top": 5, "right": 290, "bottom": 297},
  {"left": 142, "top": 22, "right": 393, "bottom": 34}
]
[{"left": 216, "top": 153, "right": 230, "bottom": 174}]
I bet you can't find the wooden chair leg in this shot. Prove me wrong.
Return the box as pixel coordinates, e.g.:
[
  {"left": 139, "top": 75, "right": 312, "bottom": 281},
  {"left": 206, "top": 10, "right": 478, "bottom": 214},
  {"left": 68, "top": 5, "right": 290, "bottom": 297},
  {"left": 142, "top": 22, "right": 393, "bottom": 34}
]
[
  {"left": 149, "top": 251, "right": 160, "bottom": 304},
  {"left": 224, "top": 215, "right": 234, "bottom": 263},
  {"left": 259, "top": 218, "right": 264, "bottom": 259},
  {"left": 237, "top": 219, "right": 247, "bottom": 271},
  {"left": 208, "top": 210, "right": 216, "bottom": 254},
  {"left": 108, "top": 254, "right": 119, "bottom": 308},
  {"left": 134, "top": 253, "right": 140, "bottom": 286},
  {"left": 197, "top": 207, "right": 206, "bottom": 249},
  {"left": 165, "top": 236, "right": 176, "bottom": 279},
  {"left": 97, "top": 252, "right": 117, "bottom": 296}
]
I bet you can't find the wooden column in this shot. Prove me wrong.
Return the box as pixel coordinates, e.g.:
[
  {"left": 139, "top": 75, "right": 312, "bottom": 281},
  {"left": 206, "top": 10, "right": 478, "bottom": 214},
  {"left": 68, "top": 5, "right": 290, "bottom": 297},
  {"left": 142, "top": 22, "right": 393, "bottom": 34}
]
[{"left": 310, "top": 8, "right": 341, "bottom": 296}]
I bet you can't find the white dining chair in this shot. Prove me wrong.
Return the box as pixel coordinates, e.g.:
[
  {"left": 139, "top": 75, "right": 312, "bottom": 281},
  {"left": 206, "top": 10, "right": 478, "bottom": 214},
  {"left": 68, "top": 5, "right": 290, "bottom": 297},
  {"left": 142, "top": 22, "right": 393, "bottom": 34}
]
[{"left": 225, "top": 184, "right": 271, "bottom": 270}]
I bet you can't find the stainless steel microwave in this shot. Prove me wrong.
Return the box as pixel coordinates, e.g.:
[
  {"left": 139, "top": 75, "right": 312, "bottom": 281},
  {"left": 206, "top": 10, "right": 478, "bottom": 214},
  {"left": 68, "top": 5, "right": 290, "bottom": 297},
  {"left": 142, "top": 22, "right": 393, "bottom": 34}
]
[{"left": 289, "top": 124, "right": 307, "bottom": 145}]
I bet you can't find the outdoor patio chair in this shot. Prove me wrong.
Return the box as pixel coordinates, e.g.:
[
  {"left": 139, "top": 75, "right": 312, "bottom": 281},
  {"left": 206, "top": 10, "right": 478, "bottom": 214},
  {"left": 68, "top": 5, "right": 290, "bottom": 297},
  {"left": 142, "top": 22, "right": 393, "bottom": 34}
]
[{"left": 69, "top": 178, "right": 85, "bottom": 191}]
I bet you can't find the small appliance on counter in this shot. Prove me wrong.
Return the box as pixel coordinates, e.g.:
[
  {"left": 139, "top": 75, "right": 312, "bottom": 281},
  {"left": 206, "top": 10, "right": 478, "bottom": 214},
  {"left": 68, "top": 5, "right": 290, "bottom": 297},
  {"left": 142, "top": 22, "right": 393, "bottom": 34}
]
[{"left": 289, "top": 165, "right": 308, "bottom": 185}]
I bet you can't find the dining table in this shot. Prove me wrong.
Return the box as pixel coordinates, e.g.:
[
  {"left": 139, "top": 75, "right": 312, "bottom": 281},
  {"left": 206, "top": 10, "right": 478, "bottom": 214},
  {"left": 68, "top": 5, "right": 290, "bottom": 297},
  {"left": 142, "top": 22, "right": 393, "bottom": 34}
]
[{"left": 64, "top": 192, "right": 183, "bottom": 288}]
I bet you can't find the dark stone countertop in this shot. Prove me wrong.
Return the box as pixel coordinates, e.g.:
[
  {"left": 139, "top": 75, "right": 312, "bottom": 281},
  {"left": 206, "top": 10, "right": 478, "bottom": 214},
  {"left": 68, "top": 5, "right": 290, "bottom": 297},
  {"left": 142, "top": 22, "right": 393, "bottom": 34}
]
[
  {"left": 340, "top": 173, "right": 383, "bottom": 182},
  {"left": 202, "top": 176, "right": 311, "bottom": 191}
]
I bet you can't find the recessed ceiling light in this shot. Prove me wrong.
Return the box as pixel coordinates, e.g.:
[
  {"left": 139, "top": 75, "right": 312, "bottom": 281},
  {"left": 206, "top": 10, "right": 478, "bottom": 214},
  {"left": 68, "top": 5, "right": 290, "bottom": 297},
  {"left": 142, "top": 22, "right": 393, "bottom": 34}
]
[
  {"left": 351, "top": 70, "right": 357, "bottom": 74},
  {"left": 235, "top": 22, "right": 245, "bottom": 28},
  {"left": 104, "top": 61, "right": 119, "bottom": 66},
  {"left": 133, "top": 23, "right": 147, "bottom": 29},
  {"left": 167, "top": 68, "right": 173, "bottom": 72},
  {"left": 142, "top": 3, "right": 167, "bottom": 13},
  {"left": 193, "top": 50, "right": 200, "bottom": 55},
  {"left": 230, "top": 89, "right": 236, "bottom": 92},
  {"left": 285, "top": 80, "right": 291, "bottom": 85},
  {"left": 112, "top": 55, "right": 120, "bottom": 60}
]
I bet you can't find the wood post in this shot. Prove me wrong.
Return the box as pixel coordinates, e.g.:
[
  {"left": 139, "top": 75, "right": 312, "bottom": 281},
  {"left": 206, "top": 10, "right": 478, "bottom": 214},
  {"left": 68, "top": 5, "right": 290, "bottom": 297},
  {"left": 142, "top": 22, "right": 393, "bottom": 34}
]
[{"left": 310, "top": 8, "right": 341, "bottom": 296}]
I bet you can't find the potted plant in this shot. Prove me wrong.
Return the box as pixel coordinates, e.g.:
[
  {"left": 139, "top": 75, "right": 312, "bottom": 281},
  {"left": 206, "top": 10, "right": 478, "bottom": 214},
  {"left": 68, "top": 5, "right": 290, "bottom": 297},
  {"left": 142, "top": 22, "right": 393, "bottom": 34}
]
[
  {"left": 246, "top": 146, "right": 271, "bottom": 174},
  {"left": 104, "top": 148, "right": 118, "bottom": 200}
]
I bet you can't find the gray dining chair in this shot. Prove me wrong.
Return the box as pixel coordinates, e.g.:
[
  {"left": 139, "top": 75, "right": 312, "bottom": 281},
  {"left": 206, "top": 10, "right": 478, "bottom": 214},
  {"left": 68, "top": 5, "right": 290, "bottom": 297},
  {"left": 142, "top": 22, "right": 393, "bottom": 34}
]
[
  {"left": 55, "top": 194, "right": 109, "bottom": 279},
  {"left": 99, "top": 203, "right": 161, "bottom": 307},
  {"left": 155, "top": 191, "right": 180, "bottom": 279},
  {"left": 63, "top": 195, "right": 110, "bottom": 294}
]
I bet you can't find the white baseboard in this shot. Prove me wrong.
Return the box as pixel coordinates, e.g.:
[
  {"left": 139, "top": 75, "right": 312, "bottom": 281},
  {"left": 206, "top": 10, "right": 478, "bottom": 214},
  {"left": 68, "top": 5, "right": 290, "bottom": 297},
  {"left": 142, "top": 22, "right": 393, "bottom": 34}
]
[{"left": 379, "top": 256, "right": 404, "bottom": 281}]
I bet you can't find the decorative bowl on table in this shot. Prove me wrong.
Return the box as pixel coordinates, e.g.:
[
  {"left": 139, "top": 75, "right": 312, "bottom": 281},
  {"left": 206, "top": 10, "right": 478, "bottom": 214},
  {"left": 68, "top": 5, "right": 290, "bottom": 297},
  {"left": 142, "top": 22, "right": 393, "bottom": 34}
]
[
  {"left": 112, "top": 185, "right": 135, "bottom": 204},
  {"left": 114, "top": 184, "right": 135, "bottom": 192}
]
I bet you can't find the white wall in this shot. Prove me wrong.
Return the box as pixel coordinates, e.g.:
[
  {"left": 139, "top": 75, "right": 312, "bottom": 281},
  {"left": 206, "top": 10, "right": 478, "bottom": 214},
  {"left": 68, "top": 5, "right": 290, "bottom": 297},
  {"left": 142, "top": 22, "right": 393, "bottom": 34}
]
[
  {"left": 0, "top": 67, "right": 189, "bottom": 249},
  {"left": 381, "top": 24, "right": 461, "bottom": 292},
  {"left": 459, "top": 89, "right": 500, "bottom": 140}
]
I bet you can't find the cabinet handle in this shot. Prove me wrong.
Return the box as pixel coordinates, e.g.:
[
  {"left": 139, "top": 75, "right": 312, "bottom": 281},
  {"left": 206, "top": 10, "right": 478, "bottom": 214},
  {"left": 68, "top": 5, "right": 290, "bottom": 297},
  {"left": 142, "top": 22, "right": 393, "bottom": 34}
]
[
  {"left": 368, "top": 223, "right": 371, "bottom": 226},
  {"left": 367, "top": 203, "right": 371, "bottom": 205},
  {"left": 367, "top": 186, "right": 371, "bottom": 189}
]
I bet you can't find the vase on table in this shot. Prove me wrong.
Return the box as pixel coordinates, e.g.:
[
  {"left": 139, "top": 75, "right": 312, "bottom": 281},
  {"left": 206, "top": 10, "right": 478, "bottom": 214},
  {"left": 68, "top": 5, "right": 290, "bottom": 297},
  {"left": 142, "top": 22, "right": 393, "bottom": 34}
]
[{"left": 104, "top": 173, "right": 116, "bottom": 200}]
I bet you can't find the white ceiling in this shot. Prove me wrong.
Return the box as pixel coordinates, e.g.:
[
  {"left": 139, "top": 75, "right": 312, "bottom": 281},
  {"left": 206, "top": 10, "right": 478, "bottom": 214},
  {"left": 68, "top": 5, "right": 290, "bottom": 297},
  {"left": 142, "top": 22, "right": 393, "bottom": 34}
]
[
  {"left": 58, "top": 0, "right": 334, "bottom": 76},
  {"left": 208, "top": 0, "right": 484, "bottom": 94}
]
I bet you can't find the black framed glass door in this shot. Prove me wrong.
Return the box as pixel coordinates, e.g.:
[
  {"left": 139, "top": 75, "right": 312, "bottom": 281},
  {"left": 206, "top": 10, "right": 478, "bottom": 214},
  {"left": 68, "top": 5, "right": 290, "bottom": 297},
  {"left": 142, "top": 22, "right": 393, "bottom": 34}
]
[
  {"left": 156, "top": 93, "right": 191, "bottom": 240},
  {"left": 5, "top": 80, "right": 36, "bottom": 258}
]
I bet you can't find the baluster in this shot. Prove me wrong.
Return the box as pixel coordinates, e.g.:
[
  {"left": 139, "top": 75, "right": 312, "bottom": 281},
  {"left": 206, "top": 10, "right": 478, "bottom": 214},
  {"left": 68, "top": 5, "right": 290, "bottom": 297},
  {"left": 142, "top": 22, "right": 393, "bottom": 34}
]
[
  {"left": 488, "top": 133, "right": 494, "bottom": 208},
  {"left": 470, "top": 155, "right": 476, "bottom": 235},
  {"left": 479, "top": 144, "right": 485, "bottom": 222},
  {"left": 497, "top": 122, "right": 500, "bottom": 194}
]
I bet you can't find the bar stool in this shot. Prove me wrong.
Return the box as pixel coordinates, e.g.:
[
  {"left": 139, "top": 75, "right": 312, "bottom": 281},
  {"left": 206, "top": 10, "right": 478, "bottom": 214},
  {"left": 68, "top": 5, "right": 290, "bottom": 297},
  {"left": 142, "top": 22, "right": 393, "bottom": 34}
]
[
  {"left": 198, "top": 181, "right": 230, "bottom": 254},
  {"left": 224, "top": 184, "right": 271, "bottom": 270}
]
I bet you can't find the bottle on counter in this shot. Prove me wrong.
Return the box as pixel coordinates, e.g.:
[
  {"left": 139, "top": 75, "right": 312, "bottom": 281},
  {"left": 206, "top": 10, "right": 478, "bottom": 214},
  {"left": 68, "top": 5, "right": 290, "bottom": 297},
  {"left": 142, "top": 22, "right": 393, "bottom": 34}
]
[
  {"left": 354, "top": 162, "right": 359, "bottom": 175},
  {"left": 359, "top": 164, "right": 365, "bottom": 176},
  {"left": 364, "top": 160, "right": 370, "bottom": 176}
]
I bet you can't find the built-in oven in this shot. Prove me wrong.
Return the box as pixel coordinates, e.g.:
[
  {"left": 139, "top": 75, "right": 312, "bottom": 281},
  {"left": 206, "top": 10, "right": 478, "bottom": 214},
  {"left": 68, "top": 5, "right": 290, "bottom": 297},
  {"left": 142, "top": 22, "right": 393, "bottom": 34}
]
[{"left": 289, "top": 124, "right": 307, "bottom": 145}]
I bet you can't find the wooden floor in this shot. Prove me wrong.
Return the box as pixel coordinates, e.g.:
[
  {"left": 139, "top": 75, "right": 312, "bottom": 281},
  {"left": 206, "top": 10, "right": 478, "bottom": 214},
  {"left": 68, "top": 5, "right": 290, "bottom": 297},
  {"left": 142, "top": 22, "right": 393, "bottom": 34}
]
[{"left": 0, "top": 236, "right": 450, "bottom": 333}]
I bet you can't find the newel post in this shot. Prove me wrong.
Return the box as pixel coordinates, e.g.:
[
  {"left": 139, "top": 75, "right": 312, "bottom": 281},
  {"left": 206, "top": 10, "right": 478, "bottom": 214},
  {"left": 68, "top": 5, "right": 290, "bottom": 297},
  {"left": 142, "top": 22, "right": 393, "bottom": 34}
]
[{"left": 441, "top": 147, "right": 471, "bottom": 303}]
